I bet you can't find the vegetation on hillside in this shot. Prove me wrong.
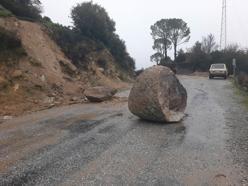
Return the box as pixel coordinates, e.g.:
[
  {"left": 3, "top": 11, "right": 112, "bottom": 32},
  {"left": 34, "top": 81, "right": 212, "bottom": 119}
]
[
  {"left": 0, "top": 1, "right": 135, "bottom": 75},
  {"left": 0, "top": 5, "right": 13, "bottom": 17},
  {"left": 42, "top": 2, "right": 135, "bottom": 74},
  {"left": 0, "top": 0, "right": 42, "bottom": 20},
  {"left": 0, "top": 27, "right": 26, "bottom": 65}
]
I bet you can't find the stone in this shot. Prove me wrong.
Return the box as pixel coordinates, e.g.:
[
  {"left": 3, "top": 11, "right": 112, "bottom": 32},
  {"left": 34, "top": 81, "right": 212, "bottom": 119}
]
[
  {"left": 82, "top": 97, "right": 88, "bottom": 102},
  {"left": 98, "top": 68, "right": 105, "bottom": 73},
  {"left": 59, "top": 60, "right": 77, "bottom": 74},
  {"left": 0, "top": 76, "right": 8, "bottom": 89},
  {"left": 40, "top": 75, "right": 46, "bottom": 82},
  {"left": 11, "top": 70, "right": 23, "bottom": 78},
  {"left": 48, "top": 104, "right": 55, "bottom": 109},
  {"left": 84, "top": 86, "right": 117, "bottom": 102},
  {"left": 43, "top": 96, "right": 55, "bottom": 104},
  {"left": 70, "top": 96, "right": 79, "bottom": 102},
  {"left": 128, "top": 66, "right": 187, "bottom": 123},
  {"left": 33, "top": 100, "right": 39, "bottom": 104},
  {"left": 13, "top": 84, "right": 20, "bottom": 92},
  {"left": 3, "top": 116, "right": 13, "bottom": 120},
  {"left": 47, "top": 92, "right": 57, "bottom": 97}
]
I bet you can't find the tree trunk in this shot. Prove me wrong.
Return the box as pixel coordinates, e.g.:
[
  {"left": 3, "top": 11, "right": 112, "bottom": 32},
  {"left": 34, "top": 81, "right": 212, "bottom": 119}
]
[
  {"left": 163, "top": 39, "right": 168, "bottom": 59},
  {"left": 174, "top": 42, "right": 177, "bottom": 61},
  {"left": 164, "top": 47, "right": 168, "bottom": 58}
]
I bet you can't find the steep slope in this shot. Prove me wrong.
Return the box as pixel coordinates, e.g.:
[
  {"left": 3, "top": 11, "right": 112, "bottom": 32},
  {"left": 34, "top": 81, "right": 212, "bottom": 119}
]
[
  {"left": 0, "top": 17, "right": 129, "bottom": 116},
  {"left": 1, "top": 17, "right": 80, "bottom": 86}
]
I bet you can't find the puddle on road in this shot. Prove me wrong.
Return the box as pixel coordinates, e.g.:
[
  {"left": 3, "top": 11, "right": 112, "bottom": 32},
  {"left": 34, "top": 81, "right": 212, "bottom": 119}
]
[
  {"left": 63, "top": 112, "right": 124, "bottom": 134},
  {"left": 64, "top": 120, "right": 103, "bottom": 133}
]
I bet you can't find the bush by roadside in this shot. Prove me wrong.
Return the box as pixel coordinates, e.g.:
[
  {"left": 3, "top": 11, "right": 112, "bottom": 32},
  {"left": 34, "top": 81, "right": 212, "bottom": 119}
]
[{"left": 0, "top": 5, "right": 12, "bottom": 17}]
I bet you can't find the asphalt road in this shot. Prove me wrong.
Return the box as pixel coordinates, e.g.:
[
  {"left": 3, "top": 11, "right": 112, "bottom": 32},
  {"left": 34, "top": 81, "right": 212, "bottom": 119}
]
[{"left": 0, "top": 76, "right": 248, "bottom": 186}]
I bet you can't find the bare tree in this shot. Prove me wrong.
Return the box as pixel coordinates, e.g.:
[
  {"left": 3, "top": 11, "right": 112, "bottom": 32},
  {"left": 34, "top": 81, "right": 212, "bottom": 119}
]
[{"left": 201, "top": 34, "right": 218, "bottom": 54}]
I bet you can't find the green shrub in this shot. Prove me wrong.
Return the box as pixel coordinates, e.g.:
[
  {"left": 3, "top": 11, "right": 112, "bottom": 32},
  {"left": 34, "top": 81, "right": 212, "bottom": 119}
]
[
  {"left": 42, "top": 2, "right": 136, "bottom": 74},
  {"left": 71, "top": 2, "right": 135, "bottom": 73},
  {"left": 0, "top": 5, "right": 13, "bottom": 17},
  {"left": 0, "top": 27, "right": 26, "bottom": 65},
  {"left": 0, "top": 0, "right": 41, "bottom": 20},
  {"left": 42, "top": 18, "right": 104, "bottom": 68}
]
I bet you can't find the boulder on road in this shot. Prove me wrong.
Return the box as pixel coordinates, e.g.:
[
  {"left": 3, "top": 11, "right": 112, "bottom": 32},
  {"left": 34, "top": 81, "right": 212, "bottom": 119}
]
[
  {"left": 128, "top": 66, "right": 187, "bottom": 123},
  {"left": 84, "top": 86, "right": 117, "bottom": 102}
]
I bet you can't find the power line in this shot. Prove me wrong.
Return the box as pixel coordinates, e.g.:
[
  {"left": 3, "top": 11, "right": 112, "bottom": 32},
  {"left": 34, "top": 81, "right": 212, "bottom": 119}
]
[{"left": 220, "top": 0, "right": 227, "bottom": 49}]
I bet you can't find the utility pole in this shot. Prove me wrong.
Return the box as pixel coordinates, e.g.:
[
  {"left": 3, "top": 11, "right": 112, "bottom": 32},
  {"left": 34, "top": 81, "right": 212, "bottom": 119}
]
[{"left": 220, "top": 0, "right": 227, "bottom": 50}]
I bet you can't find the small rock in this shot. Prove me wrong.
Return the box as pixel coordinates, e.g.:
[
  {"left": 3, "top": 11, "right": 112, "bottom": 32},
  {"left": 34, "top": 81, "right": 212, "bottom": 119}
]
[
  {"left": 84, "top": 86, "right": 117, "bottom": 102},
  {"left": 0, "top": 76, "right": 8, "bottom": 89},
  {"left": 11, "top": 70, "right": 23, "bottom": 78},
  {"left": 63, "top": 76, "right": 73, "bottom": 82},
  {"left": 48, "top": 104, "right": 55, "bottom": 109},
  {"left": 54, "top": 101, "right": 61, "bottom": 105},
  {"left": 98, "top": 68, "right": 105, "bottom": 73},
  {"left": 13, "top": 84, "right": 20, "bottom": 92},
  {"left": 82, "top": 97, "right": 88, "bottom": 102},
  {"left": 40, "top": 75, "right": 46, "bottom": 82},
  {"left": 70, "top": 96, "right": 79, "bottom": 102},
  {"left": 59, "top": 60, "right": 77, "bottom": 75},
  {"left": 3, "top": 116, "right": 13, "bottom": 120},
  {"left": 47, "top": 92, "right": 57, "bottom": 97},
  {"left": 43, "top": 96, "right": 55, "bottom": 104},
  {"left": 33, "top": 100, "right": 39, "bottom": 104}
]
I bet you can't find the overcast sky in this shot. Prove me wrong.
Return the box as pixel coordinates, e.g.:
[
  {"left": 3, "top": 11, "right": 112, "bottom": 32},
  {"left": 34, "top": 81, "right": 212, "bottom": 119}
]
[{"left": 40, "top": 0, "right": 248, "bottom": 69}]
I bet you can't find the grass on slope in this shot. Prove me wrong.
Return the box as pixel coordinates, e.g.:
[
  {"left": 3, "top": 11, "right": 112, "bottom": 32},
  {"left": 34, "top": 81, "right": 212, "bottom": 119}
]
[
  {"left": 0, "top": 5, "right": 13, "bottom": 17},
  {"left": 232, "top": 78, "right": 248, "bottom": 108}
]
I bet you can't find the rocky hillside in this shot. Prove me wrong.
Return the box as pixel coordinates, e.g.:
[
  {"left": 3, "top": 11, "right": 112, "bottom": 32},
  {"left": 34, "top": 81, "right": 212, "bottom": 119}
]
[{"left": 0, "top": 17, "right": 130, "bottom": 116}]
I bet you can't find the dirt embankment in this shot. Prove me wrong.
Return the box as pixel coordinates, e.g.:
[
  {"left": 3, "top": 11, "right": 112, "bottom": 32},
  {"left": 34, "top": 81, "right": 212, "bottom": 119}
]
[{"left": 0, "top": 17, "right": 130, "bottom": 117}]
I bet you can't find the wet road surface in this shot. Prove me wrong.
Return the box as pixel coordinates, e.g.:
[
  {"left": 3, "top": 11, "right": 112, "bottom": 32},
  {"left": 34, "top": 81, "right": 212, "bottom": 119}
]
[{"left": 0, "top": 76, "right": 247, "bottom": 186}]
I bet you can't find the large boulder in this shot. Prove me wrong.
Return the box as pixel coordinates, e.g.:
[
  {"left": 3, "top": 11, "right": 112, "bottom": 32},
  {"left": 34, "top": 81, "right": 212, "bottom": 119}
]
[
  {"left": 84, "top": 86, "right": 117, "bottom": 102},
  {"left": 128, "top": 66, "right": 187, "bottom": 123}
]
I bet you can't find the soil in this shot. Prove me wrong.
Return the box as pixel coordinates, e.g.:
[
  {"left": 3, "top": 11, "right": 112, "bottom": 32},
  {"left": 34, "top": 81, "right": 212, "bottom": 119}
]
[{"left": 0, "top": 17, "right": 129, "bottom": 116}]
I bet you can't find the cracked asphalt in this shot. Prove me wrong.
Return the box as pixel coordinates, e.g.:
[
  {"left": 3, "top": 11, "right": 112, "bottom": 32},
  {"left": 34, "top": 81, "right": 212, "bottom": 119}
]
[{"left": 0, "top": 76, "right": 247, "bottom": 186}]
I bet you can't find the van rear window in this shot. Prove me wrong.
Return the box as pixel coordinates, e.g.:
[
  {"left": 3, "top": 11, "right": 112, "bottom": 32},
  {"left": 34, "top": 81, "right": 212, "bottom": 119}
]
[{"left": 211, "top": 64, "right": 225, "bottom": 69}]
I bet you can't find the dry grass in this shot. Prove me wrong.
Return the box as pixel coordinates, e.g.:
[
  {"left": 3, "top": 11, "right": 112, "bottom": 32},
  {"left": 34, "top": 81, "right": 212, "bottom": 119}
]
[{"left": 232, "top": 79, "right": 248, "bottom": 108}]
